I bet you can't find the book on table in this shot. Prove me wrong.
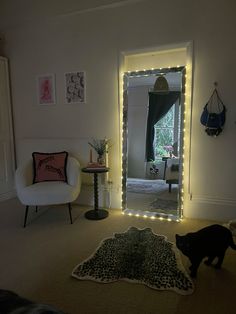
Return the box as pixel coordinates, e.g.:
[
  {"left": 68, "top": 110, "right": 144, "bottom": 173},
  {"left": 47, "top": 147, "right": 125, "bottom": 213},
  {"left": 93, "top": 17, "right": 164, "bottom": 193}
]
[{"left": 85, "top": 162, "right": 108, "bottom": 170}]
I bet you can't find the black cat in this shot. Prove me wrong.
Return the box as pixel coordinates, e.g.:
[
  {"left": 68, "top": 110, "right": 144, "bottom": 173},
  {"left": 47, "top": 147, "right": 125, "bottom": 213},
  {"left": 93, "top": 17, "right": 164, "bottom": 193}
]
[
  {"left": 175, "top": 224, "right": 236, "bottom": 277},
  {"left": 0, "top": 289, "right": 65, "bottom": 313}
]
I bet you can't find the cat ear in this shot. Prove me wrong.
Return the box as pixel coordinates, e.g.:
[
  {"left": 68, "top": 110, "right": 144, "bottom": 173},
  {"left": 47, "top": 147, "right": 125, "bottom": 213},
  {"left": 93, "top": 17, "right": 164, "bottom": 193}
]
[{"left": 175, "top": 234, "right": 179, "bottom": 239}]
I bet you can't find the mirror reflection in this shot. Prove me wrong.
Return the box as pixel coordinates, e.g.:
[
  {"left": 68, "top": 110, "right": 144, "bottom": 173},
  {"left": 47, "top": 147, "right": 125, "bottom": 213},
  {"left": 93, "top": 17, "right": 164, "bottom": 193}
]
[{"left": 122, "top": 67, "right": 185, "bottom": 219}]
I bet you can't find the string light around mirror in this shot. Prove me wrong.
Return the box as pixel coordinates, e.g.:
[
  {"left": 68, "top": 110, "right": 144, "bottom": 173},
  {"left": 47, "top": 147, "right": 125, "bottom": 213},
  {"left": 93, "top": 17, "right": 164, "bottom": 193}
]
[{"left": 120, "top": 65, "right": 188, "bottom": 223}]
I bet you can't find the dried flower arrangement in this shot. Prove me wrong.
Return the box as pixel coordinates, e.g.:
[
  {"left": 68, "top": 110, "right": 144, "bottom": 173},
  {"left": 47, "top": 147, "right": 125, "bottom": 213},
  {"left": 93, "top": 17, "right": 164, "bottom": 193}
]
[{"left": 88, "top": 138, "right": 109, "bottom": 157}]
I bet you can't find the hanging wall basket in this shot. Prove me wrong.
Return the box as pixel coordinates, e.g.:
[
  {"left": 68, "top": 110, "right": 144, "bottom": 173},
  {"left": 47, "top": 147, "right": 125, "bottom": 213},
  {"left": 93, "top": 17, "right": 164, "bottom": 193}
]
[{"left": 200, "top": 84, "right": 226, "bottom": 137}]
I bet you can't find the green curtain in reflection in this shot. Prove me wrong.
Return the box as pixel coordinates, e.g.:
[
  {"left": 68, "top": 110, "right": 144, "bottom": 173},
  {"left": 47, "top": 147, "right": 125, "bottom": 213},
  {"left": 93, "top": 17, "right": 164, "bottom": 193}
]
[{"left": 145, "top": 91, "right": 180, "bottom": 162}]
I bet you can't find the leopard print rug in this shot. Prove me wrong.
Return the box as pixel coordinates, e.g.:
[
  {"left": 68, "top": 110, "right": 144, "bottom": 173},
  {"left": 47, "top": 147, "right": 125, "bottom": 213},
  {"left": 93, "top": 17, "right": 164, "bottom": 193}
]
[{"left": 72, "top": 227, "right": 194, "bottom": 295}]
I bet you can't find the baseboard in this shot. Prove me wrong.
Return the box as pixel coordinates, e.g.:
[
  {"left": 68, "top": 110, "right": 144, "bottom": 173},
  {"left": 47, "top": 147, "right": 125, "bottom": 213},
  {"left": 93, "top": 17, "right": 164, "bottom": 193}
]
[
  {"left": 184, "top": 194, "right": 236, "bottom": 222},
  {"left": 191, "top": 194, "right": 236, "bottom": 206},
  {"left": 76, "top": 183, "right": 110, "bottom": 208}
]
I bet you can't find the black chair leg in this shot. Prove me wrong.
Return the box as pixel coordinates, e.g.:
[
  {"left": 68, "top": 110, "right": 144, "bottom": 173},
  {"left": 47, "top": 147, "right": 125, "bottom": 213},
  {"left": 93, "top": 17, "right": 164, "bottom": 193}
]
[
  {"left": 68, "top": 203, "right": 73, "bottom": 224},
  {"left": 169, "top": 183, "right": 172, "bottom": 193},
  {"left": 35, "top": 206, "right": 38, "bottom": 213},
  {"left": 24, "top": 205, "right": 29, "bottom": 228}
]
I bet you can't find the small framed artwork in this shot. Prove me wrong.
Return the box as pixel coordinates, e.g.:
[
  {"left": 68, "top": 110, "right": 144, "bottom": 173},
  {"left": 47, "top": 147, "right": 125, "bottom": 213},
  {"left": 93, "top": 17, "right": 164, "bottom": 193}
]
[
  {"left": 37, "top": 74, "right": 56, "bottom": 105},
  {"left": 65, "top": 71, "right": 85, "bottom": 104}
]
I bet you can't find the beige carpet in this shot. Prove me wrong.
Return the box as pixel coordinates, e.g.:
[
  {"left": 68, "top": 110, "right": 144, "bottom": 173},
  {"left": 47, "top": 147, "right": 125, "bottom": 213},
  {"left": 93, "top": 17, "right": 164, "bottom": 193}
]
[
  {"left": 127, "top": 178, "right": 178, "bottom": 215},
  {"left": 0, "top": 198, "right": 236, "bottom": 314},
  {"left": 127, "top": 178, "right": 173, "bottom": 194}
]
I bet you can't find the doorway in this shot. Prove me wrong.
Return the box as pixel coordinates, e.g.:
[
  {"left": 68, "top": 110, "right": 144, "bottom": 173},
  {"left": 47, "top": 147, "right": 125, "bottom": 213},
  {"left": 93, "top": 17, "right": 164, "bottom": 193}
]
[
  {"left": 0, "top": 57, "right": 15, "bottom": 200},
  {"left": 120, "top": 44, "right": 193, "bottom": 220}
]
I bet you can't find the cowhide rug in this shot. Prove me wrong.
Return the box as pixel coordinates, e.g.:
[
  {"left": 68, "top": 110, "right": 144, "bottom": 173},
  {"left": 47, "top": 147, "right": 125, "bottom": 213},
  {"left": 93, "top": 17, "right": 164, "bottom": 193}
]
[
  {"left": 72, "top": 227, "right": 194, "bottom": 295},
  {"left": 150, "top": 197, "right": 178, "bottom": 211},
  {"left": 127, "top": 178, "right": 169, "bottom": 194}
]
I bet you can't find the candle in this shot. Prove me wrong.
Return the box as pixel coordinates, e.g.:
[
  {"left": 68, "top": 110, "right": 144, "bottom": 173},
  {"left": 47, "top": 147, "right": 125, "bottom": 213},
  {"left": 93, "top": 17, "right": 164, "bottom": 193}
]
[
  {"left": 90, "top": 149, "right": 93, "bottom": 163},
  {"left": 105, "top": 149, "right": 108, "bottom": 168},
  {"left": 105, "top": 141, "right": 109, "bottom": 181}
]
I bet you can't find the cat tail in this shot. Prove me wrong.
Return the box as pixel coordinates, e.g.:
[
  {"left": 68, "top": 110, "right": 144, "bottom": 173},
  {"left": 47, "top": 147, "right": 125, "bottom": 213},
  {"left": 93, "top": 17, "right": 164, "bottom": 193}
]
[{"left": 229, "top": 236, "right": 236, "bottom": 250}]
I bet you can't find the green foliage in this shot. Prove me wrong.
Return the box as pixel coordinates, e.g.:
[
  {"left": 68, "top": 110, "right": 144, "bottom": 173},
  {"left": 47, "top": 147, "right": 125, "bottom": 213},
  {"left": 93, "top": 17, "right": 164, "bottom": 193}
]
[{"left": 154, "top": 106, "right": 174, "bottom": 160}]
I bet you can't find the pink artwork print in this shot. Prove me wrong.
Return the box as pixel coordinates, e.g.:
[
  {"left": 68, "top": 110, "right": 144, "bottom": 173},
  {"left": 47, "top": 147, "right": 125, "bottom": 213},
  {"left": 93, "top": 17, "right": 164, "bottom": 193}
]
[{"left": 38, "top": 75, "right": 55, "bottom": 104}]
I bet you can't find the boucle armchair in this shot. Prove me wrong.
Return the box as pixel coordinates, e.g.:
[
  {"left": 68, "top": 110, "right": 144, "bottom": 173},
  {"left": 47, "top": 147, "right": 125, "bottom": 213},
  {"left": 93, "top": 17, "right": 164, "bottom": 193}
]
[
  {"left": 164, "top": 157, "right": 179, "bottom": 192},
  {"left": 15, "top": 156, "right": 81, "bottom": 227}
]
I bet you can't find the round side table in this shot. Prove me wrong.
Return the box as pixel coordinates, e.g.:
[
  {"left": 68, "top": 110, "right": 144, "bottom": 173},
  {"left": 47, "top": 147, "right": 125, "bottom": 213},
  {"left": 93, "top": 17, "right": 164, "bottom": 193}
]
[{"left": 82, "top": 167, "right": 109, "bottom": 220}]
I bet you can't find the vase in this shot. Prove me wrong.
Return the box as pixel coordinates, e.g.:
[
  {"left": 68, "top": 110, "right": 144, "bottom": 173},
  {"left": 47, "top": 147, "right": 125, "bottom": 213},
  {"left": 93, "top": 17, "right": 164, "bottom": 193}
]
[{"left": 97, "top": 155, "right": 105, "bottom": 165}]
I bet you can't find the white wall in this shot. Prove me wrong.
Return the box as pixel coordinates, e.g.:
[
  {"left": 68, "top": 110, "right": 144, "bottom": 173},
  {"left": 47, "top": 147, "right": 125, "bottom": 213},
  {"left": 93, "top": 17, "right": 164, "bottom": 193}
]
[
  {"left": 125, "top": 48, "right": 187, "bottom": 70},
  {"left": 127, "top": 85, "right": 148, "bottom": 178},
  {"left": 1, "top": 0, "right": 236, "bottom": 220},
  {"left": 127, "top": 84, "right": 172, "bottom": 180}
]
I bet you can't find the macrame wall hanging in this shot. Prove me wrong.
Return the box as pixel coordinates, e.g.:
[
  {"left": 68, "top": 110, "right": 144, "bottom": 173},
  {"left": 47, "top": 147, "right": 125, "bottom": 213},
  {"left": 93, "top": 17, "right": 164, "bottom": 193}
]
[{"left": 200, "top": 82, "right": 226, "bottom": 137}]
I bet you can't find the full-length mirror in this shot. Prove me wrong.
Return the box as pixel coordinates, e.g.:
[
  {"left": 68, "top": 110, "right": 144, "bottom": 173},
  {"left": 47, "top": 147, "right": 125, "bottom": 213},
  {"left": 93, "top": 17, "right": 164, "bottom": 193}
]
[{"left": 122, "top": 66, "right": 185, "bottom": 220}]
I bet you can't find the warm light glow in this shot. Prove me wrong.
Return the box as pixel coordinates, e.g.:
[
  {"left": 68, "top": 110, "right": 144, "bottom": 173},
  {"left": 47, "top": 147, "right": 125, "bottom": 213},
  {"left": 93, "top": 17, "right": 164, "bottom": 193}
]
[
  {"left": 120, "top": 60, "right": 191, "bottom": 221},
  {"left": 179, "top": 66, "right": 188, "bottom": 219},
  {"left": 122, "top": 210, "right": 181, "bottom": 222}
]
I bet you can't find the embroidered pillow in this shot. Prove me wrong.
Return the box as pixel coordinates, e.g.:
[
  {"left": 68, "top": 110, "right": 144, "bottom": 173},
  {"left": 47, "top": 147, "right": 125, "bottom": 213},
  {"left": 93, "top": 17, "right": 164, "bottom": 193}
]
[{"left": 32, "top": 151, "right": 68, "bottom": 183}]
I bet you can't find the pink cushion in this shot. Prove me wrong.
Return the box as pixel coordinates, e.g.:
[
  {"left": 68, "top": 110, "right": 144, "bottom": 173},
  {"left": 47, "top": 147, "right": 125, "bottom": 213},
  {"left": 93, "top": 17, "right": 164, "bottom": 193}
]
[{"left": 32, "top": 152, "right": 68, "bottom": 183}]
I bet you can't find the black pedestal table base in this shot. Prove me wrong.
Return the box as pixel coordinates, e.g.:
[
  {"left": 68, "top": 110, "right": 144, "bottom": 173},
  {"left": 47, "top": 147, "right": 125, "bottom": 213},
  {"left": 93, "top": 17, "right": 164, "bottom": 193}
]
[
  {"left": 82, "top": 167, "right": 109, "bottom": 221},
  {"left": 84, "top": 209, "right": 109, "bottom": 220}
]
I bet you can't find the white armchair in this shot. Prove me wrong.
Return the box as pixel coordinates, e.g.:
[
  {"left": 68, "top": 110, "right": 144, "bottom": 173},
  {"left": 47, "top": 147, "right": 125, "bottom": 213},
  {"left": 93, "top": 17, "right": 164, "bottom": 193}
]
[
  {"left": 164, "top": 157, "right": 179, "bottom": 192},
  {"left": 15, "top": 156, "right": 81, "bottom": 227}
]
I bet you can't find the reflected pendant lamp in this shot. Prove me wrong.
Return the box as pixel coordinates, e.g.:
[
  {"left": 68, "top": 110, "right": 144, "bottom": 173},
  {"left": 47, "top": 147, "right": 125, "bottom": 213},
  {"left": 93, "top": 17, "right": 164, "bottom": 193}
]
[{"left": 153, "top": 75, "right": 169, "bottom": 92}]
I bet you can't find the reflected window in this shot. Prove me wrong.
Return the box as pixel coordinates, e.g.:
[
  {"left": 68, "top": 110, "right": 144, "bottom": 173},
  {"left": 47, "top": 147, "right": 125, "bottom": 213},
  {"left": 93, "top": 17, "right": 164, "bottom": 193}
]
[{"left": 154, "top": 102, "right": 180, "bottom": 160}]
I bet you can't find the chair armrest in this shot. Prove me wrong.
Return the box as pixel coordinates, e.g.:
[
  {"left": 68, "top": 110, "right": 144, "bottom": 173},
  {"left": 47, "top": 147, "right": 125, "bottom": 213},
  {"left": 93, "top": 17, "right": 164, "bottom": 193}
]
[
  {"left": 15, "top": 160, "right": 34, "bottom": 190},
  {"left": 67, "top": 157, "right": 81, "bottom": 189}
]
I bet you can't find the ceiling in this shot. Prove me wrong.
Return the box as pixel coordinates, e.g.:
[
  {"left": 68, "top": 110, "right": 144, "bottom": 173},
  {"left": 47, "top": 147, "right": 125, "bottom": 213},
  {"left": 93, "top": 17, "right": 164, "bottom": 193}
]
[{"left": 0, "top": 0, "right": 145, "bottom": 30}]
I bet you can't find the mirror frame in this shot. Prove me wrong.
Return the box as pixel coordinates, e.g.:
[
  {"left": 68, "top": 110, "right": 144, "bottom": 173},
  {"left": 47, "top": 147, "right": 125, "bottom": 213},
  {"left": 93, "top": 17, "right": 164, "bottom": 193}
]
[{"left": 121, "top": 66, "right": 186, "bottom": 219}]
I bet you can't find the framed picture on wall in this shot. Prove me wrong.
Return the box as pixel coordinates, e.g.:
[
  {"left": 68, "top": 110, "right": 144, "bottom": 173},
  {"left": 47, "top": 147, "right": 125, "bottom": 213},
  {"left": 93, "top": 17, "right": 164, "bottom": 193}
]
[
  {"left": 37, "top": 74, "right": 56, "bottom": 105},
  {"left": 65, "top": 71, "right": 86, "bottom": 104}
]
